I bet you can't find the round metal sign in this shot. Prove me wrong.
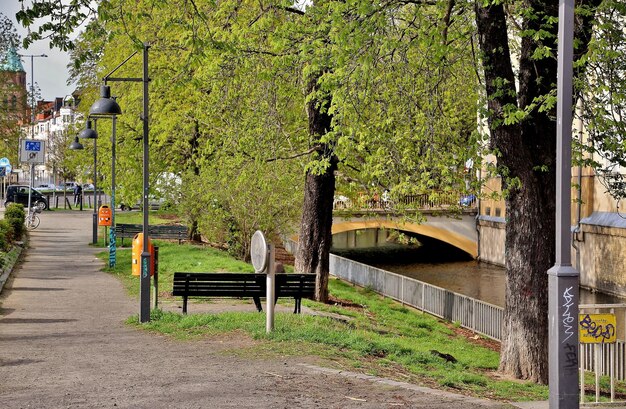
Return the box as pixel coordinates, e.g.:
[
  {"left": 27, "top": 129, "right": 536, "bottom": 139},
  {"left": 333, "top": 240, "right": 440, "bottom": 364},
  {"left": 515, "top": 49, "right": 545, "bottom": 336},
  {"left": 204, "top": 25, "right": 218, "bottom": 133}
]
[{"left": 250, "top": 230, "right": 268, "bottom": 272}]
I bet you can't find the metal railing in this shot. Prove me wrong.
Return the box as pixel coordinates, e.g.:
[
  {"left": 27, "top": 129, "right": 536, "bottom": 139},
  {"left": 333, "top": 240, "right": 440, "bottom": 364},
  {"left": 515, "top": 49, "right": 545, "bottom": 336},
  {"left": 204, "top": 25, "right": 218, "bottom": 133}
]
[
  {"left": 328, "top": 253, "right": 503, "bottom": 340},
  {"left": 332, "top": 192, "right": 476, "bottom": 211}
]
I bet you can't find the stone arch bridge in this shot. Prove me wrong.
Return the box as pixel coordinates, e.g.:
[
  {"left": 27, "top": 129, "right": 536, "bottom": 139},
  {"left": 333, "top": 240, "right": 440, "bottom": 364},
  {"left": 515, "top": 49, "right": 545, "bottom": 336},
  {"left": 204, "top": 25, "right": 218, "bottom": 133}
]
[{"left": 332, "top": 209, "right": 479, "bottom": 258}]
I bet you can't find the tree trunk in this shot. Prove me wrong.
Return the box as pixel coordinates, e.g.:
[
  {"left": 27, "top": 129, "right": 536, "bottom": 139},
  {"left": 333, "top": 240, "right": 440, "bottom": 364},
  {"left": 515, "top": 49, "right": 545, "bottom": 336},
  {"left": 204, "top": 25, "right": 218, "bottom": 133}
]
[
  {"left": 294, "top": 73, "right": 336, "bottom": 303},
  {"left": 475, "top": 0, "right": 600, "bottom": 384},
  {"left": 475, "top": 1, "right": 555, "bottom": 384},
  {"left": 188, "top": 119, "right": 202, "bottom": 242}
]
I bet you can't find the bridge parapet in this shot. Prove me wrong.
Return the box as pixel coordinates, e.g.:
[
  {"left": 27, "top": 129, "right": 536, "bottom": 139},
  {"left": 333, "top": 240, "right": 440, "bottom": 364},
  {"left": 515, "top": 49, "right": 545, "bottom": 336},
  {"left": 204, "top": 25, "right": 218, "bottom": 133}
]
[{"left": 333, "top": 192, "right": 477, "bottom": 212}]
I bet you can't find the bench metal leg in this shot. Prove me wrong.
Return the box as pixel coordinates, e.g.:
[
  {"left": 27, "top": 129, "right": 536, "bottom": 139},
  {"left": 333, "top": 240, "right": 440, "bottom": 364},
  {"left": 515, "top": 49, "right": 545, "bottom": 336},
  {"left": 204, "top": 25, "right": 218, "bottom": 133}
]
[
  {"left": 294, "top": 297, "right": 302, "bottom": 314},
  {"left": 253, "top": 296, "right": 263, "bottom": 312},
  {"left": 183, "top": 296, "right": 188, "bottom": 314}
]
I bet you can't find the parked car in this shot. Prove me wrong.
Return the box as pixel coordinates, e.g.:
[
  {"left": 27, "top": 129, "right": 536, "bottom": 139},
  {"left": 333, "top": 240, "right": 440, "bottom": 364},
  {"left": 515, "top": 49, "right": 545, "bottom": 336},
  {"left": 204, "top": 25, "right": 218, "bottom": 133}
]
[
  {"left": 34, "top": 183, "right": 57, "bottom": 192},
  {"left": 119, "top": 196, "right": 166, "bottom": 211},
  {"left": 82, "top": 183, "right": 94, "bottom": 191},
  {"left": 59, "top": 181, "right": 79, "bottom": 191},
  {"left": 5, "top": 185, "right": 49, "bottom": 210},
  {"left": 459, "top": 194, "right": 477, "bottom": 207}
]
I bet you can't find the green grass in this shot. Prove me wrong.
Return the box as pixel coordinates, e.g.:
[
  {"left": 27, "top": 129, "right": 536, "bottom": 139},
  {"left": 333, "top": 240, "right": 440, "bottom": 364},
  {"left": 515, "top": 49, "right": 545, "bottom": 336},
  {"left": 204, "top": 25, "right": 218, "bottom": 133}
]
[
  {"left": 98, "top": 241, "right": 552, "bottom": 402},
  {"left": 98, "top": 240, "right": 253, "bottom": 296},
  {"left": 114, "top": 210, "right": 179, "bottom": 225}
]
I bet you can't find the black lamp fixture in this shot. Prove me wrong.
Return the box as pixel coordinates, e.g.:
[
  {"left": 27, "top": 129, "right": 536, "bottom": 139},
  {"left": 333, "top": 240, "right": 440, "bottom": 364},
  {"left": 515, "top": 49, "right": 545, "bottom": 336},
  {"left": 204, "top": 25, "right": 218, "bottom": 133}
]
[
  {"left": 90, "top": 85, "right": 122, "bottom": 116},
  {"left": 79, "top": 119, "right": 98, "bottom": 139},
  {"left": 69, "top": 136, "right": 84, "bottom": 150}
]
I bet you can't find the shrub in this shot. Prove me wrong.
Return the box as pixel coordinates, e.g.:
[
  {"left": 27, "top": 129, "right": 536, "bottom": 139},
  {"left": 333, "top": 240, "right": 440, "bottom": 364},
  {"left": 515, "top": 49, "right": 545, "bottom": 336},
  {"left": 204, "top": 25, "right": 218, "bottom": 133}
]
[
  {"left": 5, "top": 202, "right": 25, "bottom": 220},
  {"left": 0, "top": 219, "right": 14, "bottom": 250},
  {"left": 4, "top": 203, "right": 25, "bottom": 241}
]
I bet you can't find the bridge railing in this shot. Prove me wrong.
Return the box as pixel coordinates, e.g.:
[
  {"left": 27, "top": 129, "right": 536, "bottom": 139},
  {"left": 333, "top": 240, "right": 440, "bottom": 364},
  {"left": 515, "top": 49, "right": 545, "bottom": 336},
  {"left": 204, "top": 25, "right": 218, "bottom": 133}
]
[{"left": 333, "top": 192, "right": 476, "bottom": 211}]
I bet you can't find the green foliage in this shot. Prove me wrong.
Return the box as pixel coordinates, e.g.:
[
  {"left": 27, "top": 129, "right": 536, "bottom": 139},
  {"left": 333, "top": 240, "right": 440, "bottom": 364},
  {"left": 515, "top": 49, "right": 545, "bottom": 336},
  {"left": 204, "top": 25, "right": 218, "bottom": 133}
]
[
  {"left": 5, "top": 202, "right": 25, "bottom": 220},
  {"left": 0, "top": 219, "right": 14, "bottom": 251},
  {"left": 577, "top": 1, "right": 626, "bottom": 200},
  {"left": 4, "top": 203, "right": 25, "bottom": 241},
  {"left": 60, "top": 0, "right": 483, "bottom": 261}
]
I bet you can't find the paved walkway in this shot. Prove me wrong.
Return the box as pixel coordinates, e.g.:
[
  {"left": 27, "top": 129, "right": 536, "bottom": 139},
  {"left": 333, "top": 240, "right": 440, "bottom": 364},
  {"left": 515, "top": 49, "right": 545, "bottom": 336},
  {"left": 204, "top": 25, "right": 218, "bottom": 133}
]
[{"left": 0, "top": 211, "right": 608, "bottom": 408}]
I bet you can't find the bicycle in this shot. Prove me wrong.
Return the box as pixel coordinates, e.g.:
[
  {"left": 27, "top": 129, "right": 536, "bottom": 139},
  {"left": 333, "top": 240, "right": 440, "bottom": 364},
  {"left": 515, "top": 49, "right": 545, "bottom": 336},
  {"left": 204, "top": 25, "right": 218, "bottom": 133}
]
[{"left": 25, "top": 206, "right": 41, "bottom": 230}]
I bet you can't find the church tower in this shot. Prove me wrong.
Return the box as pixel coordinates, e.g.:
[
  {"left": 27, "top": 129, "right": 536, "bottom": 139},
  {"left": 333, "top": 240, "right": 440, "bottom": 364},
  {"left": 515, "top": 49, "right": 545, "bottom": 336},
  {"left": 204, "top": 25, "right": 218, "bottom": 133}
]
[{"left": 0, "top": 45, "right": 27, "bottom": 124}]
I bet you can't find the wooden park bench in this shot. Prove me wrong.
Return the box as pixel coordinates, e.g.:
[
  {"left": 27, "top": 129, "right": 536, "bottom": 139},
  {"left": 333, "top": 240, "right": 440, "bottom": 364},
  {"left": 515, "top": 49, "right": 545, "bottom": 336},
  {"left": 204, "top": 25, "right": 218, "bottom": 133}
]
[
  {"left": 172, "top": 272, "right": 316, "bottom": 314},
  {"left": 116, "top": 223, "right": 188, "bottom": 245}
]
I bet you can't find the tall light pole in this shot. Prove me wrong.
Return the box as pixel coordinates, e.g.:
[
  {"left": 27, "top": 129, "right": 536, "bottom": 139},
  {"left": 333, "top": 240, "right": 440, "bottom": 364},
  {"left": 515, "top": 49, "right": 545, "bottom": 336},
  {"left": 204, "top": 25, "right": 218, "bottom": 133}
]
[
  {"left": 90, "top": 43, "right": 151, "bottom": 323},
  {"left": 548, "top": 1, "right": 578, "bottom": 408},
  {"left": 77, "top": 119, "right": 98, "bottom": 244},
  {"left": 19, "top": 53, "right": 47, "bottom": 216},
  {"left": 90, "top": 85, "right": 120, "bottom": 267}
]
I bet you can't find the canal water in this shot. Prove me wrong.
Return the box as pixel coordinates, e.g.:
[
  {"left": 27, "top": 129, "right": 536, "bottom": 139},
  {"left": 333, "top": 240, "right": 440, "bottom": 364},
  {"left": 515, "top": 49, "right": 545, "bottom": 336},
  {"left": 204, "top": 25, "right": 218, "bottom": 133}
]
[{"left": 331, "top": 229, "right": 626, "bottom": 308}]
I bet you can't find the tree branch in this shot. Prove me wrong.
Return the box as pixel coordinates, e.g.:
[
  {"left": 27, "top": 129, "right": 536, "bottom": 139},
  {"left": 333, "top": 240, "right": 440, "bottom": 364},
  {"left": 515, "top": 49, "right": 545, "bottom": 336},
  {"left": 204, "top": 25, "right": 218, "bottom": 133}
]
[{"left": 265, "top": 146, "right": 320, "bottom": 162}]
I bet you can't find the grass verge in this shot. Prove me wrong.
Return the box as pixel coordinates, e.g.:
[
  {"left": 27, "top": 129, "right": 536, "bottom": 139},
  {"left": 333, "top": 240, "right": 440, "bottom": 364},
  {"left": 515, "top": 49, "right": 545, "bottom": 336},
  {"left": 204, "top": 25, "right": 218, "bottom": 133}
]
[{"left": 98, "top": 240, "right": 552, "bottom": 402}]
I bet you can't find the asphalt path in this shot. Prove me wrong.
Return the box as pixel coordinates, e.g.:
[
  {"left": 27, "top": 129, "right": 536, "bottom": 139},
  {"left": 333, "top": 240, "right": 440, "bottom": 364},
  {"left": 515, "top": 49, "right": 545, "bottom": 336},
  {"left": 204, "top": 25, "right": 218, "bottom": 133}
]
[{"left": 0, "top": 211, "right": 517, "bottom": 408}]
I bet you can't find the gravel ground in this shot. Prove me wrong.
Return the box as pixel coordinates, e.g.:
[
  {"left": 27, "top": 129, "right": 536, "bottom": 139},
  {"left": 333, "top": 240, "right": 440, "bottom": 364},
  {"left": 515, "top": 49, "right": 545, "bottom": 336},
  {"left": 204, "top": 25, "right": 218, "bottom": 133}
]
[{"left": 0, "top": 211, "right": 513, "bottom": 409}]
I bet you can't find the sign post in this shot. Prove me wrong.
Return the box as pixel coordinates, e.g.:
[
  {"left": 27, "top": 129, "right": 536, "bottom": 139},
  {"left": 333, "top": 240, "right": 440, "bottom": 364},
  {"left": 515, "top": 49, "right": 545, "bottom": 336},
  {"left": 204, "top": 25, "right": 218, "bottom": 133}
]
[
  {"left": 0, "top": 157, "right": 11, "bottom": 203},
  {"left": 579, "top": 313, "right": 617, "bottom": 402},
  {"left": 251, "top": 230, "right": 275, "bottom": 333},
  {"left": 19, "top": 139, "right": 46, "bottom": 217}
]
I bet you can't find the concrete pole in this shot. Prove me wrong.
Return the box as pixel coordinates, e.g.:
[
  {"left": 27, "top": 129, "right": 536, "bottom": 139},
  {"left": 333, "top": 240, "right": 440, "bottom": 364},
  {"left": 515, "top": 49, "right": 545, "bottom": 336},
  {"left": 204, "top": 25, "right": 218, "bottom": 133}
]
[
  {"left": 140, "top": 43, "right": 151, "bottom": 323},
  {"left": 547, "top": 1, "right": 579, "bottom": 408},
  {"left": 92, "top": 119, "right": 98, "bottom": 244},
  {"left": 266, "top": 244, "right": 275, "bottom": 333},
  {"left": 109, "top": 116, "right": 117, "bottom": 268}
]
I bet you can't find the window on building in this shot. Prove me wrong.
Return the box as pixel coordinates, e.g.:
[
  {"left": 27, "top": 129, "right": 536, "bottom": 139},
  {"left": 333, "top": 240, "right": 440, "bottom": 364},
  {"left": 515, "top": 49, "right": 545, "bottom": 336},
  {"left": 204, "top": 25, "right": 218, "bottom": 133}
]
[{"left": 11, "top": 95, "right": 16, "bottom": 109}]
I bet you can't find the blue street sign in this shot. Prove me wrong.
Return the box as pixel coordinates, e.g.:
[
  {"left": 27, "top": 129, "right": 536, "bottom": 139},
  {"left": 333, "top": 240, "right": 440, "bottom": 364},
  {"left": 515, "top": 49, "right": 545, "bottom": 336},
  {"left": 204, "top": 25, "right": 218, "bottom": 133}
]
[
  {"left": 0, "top": 157, "right": 9, "bottom": 167},
  {"left": 25, "top": 141, "right": 41, "bottom": 151}
]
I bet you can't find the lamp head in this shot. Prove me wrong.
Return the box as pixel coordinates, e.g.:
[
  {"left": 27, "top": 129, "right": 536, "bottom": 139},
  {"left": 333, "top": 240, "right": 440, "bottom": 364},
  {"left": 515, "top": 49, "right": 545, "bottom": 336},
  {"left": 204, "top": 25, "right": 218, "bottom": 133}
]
[
  {"left": 79, "top": 120, "right": 98, "bottom": 139},
  {"left": 69, "top": 136, "right": 84, "bottom": 150},
  {"left": 89, "top": 85, "right": 122, "bottom": 116}
]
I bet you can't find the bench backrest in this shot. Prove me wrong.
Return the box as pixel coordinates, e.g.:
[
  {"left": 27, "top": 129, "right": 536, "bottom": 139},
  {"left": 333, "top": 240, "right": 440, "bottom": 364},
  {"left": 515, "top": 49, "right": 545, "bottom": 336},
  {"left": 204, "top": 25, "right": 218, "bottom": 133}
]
[
  {"left": 117, "top": 223, "right": 188, "bottom": 238},
  {"left": 275, "top": 274, "right": 316, "bottom": 297},
  {"left": 173, "top": 272, "right": 264, "bottom": 297},
  {"left": 172, "top": 272, "right": 316, "bottom": 298}
]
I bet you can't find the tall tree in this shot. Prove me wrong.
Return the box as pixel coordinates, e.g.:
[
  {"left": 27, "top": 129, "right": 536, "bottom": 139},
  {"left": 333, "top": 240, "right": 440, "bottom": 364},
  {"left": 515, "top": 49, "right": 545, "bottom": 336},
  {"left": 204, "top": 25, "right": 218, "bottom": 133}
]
[{"left": 474, "top": 0, "right": 601, "bottom": 383}]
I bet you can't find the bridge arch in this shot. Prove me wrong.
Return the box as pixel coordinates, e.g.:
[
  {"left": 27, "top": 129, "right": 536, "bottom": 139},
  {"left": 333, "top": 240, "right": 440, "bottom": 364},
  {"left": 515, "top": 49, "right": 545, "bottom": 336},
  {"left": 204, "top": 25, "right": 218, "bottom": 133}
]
[{"left": 331, "top": 220, "right": 477, "bottom": 258}]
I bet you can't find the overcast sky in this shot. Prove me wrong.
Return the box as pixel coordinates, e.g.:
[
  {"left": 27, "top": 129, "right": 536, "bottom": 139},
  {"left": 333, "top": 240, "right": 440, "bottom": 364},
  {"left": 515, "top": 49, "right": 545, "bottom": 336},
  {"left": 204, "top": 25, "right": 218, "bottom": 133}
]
[{"left": 4, "top": 1, "right": 74, "bottom": 101}]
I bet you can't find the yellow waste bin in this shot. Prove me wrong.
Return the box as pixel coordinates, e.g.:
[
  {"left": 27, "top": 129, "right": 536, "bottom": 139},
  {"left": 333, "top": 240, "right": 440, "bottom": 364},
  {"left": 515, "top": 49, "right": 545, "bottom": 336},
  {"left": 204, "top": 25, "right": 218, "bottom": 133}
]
[{"left": 131, "top": 233, "right": 155, "bottom": 276}]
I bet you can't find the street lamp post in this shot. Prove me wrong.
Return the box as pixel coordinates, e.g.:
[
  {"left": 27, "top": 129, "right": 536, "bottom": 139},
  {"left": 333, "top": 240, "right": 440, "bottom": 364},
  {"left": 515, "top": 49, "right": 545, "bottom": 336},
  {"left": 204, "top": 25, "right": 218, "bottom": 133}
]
[
  {"left": 77, "top": 119, "right": 98, "bottom": 244},
  {"left": 90, "top": 85, "right": 121, "bottom": 267},
  {"left": 19, "top": 53, "right": 47, "bottom": 217},
  {"left": 548, "top": 1, "right": 578, "bottom": 408},
  {"left": 89, "top": 43, "right": 151, "bottom": 323}
]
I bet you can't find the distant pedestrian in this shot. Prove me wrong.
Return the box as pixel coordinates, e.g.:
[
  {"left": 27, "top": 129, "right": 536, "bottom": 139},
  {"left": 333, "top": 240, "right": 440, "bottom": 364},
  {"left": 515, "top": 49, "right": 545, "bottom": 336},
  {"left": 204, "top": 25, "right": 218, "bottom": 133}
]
[{"left": 73, "top": 184, "right": 83, "bottom": 206}]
